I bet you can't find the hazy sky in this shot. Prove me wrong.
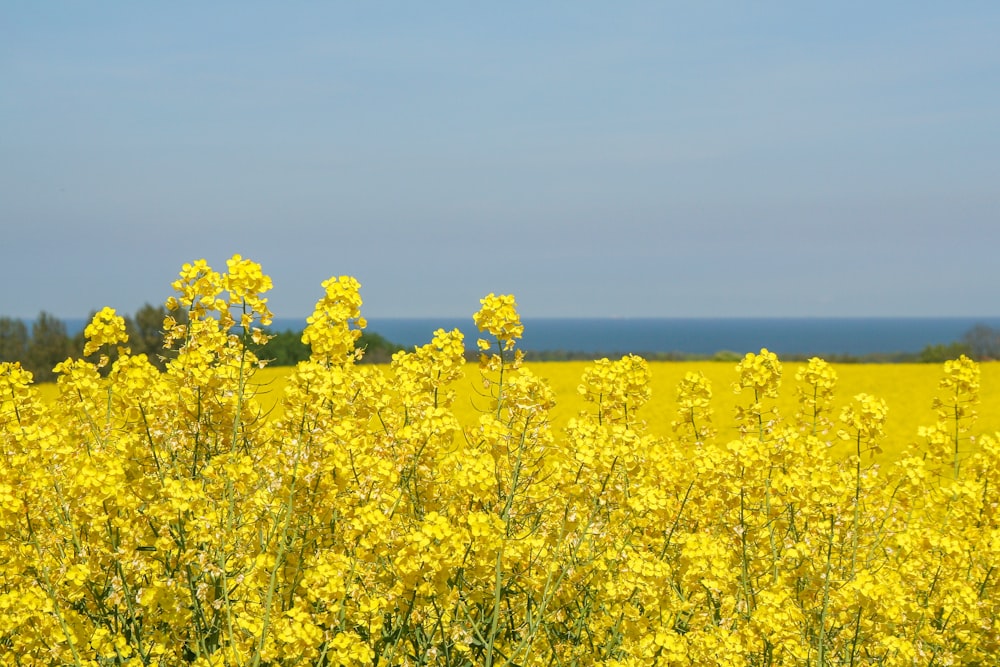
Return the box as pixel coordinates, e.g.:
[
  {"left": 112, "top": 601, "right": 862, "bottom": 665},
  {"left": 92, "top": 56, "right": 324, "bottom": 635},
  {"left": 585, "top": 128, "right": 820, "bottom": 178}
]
[{"left": 3, "top": 2, "right": 999, "bottom": 319}]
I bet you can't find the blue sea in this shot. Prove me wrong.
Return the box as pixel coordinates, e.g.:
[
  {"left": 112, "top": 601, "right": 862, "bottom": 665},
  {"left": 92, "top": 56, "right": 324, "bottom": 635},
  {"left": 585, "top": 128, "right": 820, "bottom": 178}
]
[
  {"left": 59, "top": 316, "right": 1000, "bottom": 357},
  {"left": 280, "top": 317, "right": 1000, "bottom": 358}
]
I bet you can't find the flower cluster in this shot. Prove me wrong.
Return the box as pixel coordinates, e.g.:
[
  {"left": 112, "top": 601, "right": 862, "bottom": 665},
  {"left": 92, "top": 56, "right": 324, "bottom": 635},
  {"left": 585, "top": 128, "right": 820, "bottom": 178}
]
[
  {"left": 928, "top": 353, "right": 981, "bottom": 477},
  {"left": 733, "top": 348, "right": 783, "bottom": 437},
  {"left": 302, "top": 275, "right": 366, "bottom": 364},
  {"left": 734, "top": 347, "right": 783, "bottom": 398},
  {"left": 795, "top": 356, "right": 838, "bottom": 436},
  {"left": 577, "top": 354, "right": 651, "bottom": 427},
  {"left": 82, "top": 306, "right": 129, "bottom": 358},
  {"left": 473, "top": 293, "right": 523, "bottom": 352},
  {"left": 672, "top": 370, "right": 716, "bottom": 443},
  {"left": 224, "top": 253, "right": 275, "bottom": 330}
]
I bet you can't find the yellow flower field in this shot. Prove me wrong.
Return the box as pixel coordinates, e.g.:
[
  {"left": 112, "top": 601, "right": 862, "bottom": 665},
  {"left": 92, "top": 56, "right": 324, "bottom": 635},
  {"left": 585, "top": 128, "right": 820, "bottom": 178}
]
[
  {"left": 244, "top": 360, "right": 1000, "bottom": 463},
  {"left": 3, "top": 255, "right": 999, "bottom": 666}
]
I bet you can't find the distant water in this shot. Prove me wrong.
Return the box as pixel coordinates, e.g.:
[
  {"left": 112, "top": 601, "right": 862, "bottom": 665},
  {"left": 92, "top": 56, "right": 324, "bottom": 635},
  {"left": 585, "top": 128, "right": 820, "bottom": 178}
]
[
  {"left": 288, "top": 317, "right": 1000, "bottom": 357},
  {"left": 60, "top": 316, "right": 1000, "bottom": 357}
]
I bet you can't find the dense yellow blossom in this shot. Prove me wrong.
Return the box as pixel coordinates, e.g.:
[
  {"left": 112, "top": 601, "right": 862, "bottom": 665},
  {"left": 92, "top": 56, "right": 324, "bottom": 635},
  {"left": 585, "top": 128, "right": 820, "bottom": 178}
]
[
  {"left": 473, "top": 292, "right": 523, "bottom": 352},
  {"left": 672, "top": 370, "right": 715, "bottom": 443},
  {"left": 2, "top": 256, "right": 999, "bottom": 666},
  {"left": 82, "top": 306, "right": 129, "bottom": 359}
]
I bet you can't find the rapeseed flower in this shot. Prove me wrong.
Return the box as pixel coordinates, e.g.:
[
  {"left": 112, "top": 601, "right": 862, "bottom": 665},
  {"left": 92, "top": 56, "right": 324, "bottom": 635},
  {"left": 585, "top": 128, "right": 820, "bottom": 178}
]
[{"left": 2, "top": 256, "right": 999, "bottom": 665}]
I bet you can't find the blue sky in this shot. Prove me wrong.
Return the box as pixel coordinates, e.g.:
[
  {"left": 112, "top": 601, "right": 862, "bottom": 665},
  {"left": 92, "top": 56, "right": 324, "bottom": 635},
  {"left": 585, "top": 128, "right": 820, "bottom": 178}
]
[{"left": 2, "top": 2, "right": 999, "bottom": 319}]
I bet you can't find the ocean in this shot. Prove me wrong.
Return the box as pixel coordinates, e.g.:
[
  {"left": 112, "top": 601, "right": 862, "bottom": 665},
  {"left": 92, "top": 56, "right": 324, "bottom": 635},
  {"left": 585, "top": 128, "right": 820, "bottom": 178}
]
[
  {"left": 57, "top": 316, "right": 1000, "bottom": 357},
  {"left": 290, "top": 317, "right": 1000, "bottom": 358}
]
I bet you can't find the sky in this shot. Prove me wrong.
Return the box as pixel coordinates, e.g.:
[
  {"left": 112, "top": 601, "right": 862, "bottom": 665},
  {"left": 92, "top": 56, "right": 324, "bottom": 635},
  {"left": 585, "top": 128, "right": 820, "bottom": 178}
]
[{"left": 2, "top": 2, "right": 999, "bottom": 320}]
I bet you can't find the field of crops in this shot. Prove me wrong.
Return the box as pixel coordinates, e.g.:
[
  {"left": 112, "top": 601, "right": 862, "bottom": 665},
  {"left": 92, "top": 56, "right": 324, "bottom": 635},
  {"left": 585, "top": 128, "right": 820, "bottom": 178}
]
[
  {"left": 2, "top": 256, "right": 999, "bottom": 665},
  {"left": 242, "top": 360, "right": 1000, "bottom": 464}
]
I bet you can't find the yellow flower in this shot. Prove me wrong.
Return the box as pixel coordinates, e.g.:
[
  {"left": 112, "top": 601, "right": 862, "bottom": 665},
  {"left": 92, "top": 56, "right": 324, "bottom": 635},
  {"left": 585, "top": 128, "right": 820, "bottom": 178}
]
[
  {"left": 473, "top": 293, "right": 524, "bottom": 351},
  {"left": 672, "top": 370, "right": 715, "bottom": 442},
  {"left": 223, "top": 253, "right": 275, "bottom": 327},
  {"left": 734, "top": 347, "right": 782, "bottom": 398},
  {"left": 795, "top": 356, "right": 838, "bottom": 434},
  {"left": 839, "top": 392, "right": 888, "bottom": 439},
  {"left": 301, "top": 275, "right": 365, "bottom": 364},
  {"left": 83, "top": 306, "right": 129, "bottom": 357}
]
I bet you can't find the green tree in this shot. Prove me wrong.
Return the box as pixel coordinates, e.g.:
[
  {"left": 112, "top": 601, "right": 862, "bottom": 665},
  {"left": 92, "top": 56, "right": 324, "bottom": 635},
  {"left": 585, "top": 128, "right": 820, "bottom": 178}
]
[
  {"left": 0, "top": 317, "right": 28, "bottom": 363},
  {"left": 73, "top": 303, "right": 182, "bottom": 373},
  {"left": 357, "top": 330, "right": 405, "bottom": 364},
  {"left": 962, "top": 323, "right": 1000, "bottom": 361},
  {"left": 917, "top": 341, "right": 971, "bottom": 363},
  {"left": 253, "top": 329, "right": 405, "bottom": 366},
  {"left": 255, "top": 329, "right": 310, "bottom": 366},
  {"left": 129, "top": 302, "right": 178, "bottom": 369},
  {"left": 24, "top": 311, "right": 72, "bottom": 382}
]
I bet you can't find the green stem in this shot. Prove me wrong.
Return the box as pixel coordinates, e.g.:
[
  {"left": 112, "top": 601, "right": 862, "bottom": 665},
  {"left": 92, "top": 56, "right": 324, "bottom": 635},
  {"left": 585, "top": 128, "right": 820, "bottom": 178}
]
[
  {"left": 484, "top": 544, "right": 505, "bottom": 667},
  {"left": 817, "top": 513, "right": 836, "bottom": 666},
  {"left": 495, "top": 337, "right": 506, "bottom": 420},
  {"left": 250, "top": 439, "right": 303, "bottom": 667},
  {"left": 738, "top": 473, "right": 754, "bottom": 622},
  {"left": 953, "top": 391, "right": 961, "bottom": 478},
  {"left": 25, "top": 506, "right": 84, "bottom": 667},
  {"left": 852, "top": 433, "right": 862, "bottom": 576}
]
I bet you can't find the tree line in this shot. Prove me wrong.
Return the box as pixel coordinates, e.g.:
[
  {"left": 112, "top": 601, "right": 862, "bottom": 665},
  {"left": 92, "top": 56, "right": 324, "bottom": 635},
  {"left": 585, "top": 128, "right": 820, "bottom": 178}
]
[
  {"left": 3, "top": 308, "right": 999, "bottom": 383},
  {"left": 0, "top": 305, "right": 405, "bottom": 383},
  {"left": 915, "top": 323, "right": 1000, "bottom": 362},
  {"left": 0, "top": 305, "right": 175, "bottom": 383}
]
